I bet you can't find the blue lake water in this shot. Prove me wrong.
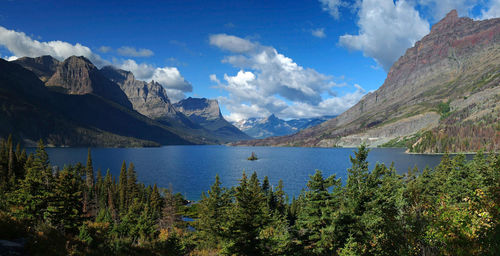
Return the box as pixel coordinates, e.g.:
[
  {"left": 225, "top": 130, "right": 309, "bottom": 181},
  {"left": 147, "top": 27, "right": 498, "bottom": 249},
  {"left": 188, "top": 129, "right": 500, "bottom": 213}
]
[{"left": 38, "top": 146, "right": 444, "bottom": 201}]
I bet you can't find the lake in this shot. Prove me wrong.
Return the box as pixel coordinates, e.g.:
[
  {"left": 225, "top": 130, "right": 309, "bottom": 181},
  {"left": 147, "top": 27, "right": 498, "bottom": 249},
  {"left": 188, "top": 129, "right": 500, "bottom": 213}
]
[{"left": 39, "top": 146, "right": 444, "bottom": 200}]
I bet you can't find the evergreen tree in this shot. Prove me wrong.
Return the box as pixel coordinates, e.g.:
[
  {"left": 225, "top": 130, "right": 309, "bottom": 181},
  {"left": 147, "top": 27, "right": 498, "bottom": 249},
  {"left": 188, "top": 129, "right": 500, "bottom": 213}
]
[
  {"left": 12, "top": 140, "right": 53, "bottom": 224},
  {"left": 127, "top": 162, "right": 139, "bottom": 206},
  {"left": 223, "top": 171, "right": 269, "bottom": 256},
  {"left": 85, "top": 148, "right": 94, "bottom": 190},
  {"left": 118, "top": 161, "right": 128, "bottom": 213},
  {"left": 46, "top": 165, "right": 83, "bottom": 234},
  {"left": 197, "top": 174, "right": 231, "bottom": 249},
  {"left": 295, "top": 170, "right": 340, "bottom": 255}
]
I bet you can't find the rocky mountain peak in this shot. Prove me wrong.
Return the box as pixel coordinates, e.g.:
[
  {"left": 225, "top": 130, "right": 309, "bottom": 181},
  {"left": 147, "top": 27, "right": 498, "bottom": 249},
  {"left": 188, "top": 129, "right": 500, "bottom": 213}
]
[
  {"left": 13, "top": 55, "right": 59, "bottom": 82},
  {"left": 174, "top": 97, "right": 221, "bottom": 120},
  {"left": 45, "top": 56, "right": 132, "bottom": 108},
  {"left": 100, "top": 65, "right": 182, "bottom": 119}
]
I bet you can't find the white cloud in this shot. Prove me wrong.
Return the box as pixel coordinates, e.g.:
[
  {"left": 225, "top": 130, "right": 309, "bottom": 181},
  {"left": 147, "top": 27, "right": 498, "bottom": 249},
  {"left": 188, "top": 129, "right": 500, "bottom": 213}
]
[
  {"left": 98, "top": 46, "right": 112, "bottom": 53},
  {"left": 311, "top": 28, "right": 326, "bottom": 38},
  {"left": 418, "top": 0, "right": 476, "bottom": 20},
  {"left": 480, "top": 0, "right": 500, "bottom": 19},
  {"left": 339, "top": 0, "right": 430, "bottom": 71},
  {"left": 209, "top": 74, "right": 220, "bottom": 83},
  {"left": 117, "top": 46, "right": 154, "bottom": 57},
  {"left": 210, "top": 34, "right": 365, "bottom": 121},
  {"left": 0, "top": 26, "right": 191, "bottom": 102},
  {"left": 118, "top": 59, "right": 192, "bottom": 102},
  {"left": 3, "top": 55, "right": 18, "bottom": 61},
  {"left": 0, "top": 26, "right": 107, "bottom": 66},
  {"left": 319, "top": 0, "right": 348, "bottom": 19},
  {"left": 209, "top": 34, "right": 257, "bottom": 53}
]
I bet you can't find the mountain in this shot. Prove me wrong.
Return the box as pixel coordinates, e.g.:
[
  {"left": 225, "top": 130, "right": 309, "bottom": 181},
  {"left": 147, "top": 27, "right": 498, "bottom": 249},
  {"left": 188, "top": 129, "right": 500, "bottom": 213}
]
[
  {"left": 236, "top": 10, "right": 500, "bottom": 153},
  {"left": 13, "top": 55, "right": 59, "bottom": 82},
  {"left": 0, "top": 58, "right": 191, "bottom": 146},
  {"left": 45, "top": 56, "right": 133, "bottom": 109},
  {"left": 173, "top": 97, "right": 252, "bottom": 142},
  {"left": 233, "top": 114, "right": 336, "bottom": 139},
  {"left": 100, "top": 66, "right": 195, "bottom": 127}
]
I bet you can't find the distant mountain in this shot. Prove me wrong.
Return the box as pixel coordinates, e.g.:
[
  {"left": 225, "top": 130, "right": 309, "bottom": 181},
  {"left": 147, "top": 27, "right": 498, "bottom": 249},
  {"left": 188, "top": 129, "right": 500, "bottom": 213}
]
[
  {"left": 0, "top": 58, "right": 190, "bottom": 146},
  {"left": 233, "top": 114, "right": 336, "bottom": 139},
  {"left": 173, "top": 97, "right": 252, "bottom": 142},
  {"left": 236, "top": 10, "right": 500, "bottom": 153}
]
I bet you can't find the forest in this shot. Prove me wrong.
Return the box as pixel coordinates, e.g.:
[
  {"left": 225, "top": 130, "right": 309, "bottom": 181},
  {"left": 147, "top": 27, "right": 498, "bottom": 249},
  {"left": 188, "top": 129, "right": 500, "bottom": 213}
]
[{"left": 0, "top": 136, "right": 499, "bottom": 255}]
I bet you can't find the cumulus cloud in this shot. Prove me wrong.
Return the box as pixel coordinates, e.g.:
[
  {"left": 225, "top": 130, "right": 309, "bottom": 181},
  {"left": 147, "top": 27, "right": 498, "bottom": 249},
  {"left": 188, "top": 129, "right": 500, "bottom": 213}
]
[
  {"left": 480, "top": 0, "right": 500, "bottom": 19},
  {"left": 117, "top": 46, "right": 154, "bottom": 57},
  {"left": 118, "top": 59, "right": 192, "bottom": 102},
  {"left": 338, "top": 0, "right": 430, "bottom": 71},
  {"left": 0, "top": 26, "right": 107, "bottom": 66},
  {"left": 311, "top": 28, "right": 326, "bottom": 38},
  {"left": 210, "top": 34, "right": 365, "bottom": 121},
  {"left": 0, "top": 26, "right": 190, "bottom": 102}
]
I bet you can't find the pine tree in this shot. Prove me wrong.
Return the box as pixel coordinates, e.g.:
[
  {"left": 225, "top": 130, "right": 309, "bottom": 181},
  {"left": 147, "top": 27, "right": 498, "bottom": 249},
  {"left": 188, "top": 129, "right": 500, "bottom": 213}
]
[
  {"left": 85, "top": 148, "right": 94, "bottom": 190},
  {"left": 45, "top": 166, "right": 83, "bottom": 234},
  {"left": 150, "top": 184, "right": 162, "bottom": 216},
  {"left": 197, "top": 174, "right": 230, "bottom": 249},
  {"left": 224, "top": 171, "right": 269, "bottom": 255},
  {"left": 127, "top": 162, "right": 139, "bottom": 205},
  {"left": 295, "top": 170, "right": 340, "bottom": 255},
  {"left": 13, "top": 140, "right": 52, "bottom": 224},
  {"left": 118, "top": 161, "right": 128, "bottom": 213}
]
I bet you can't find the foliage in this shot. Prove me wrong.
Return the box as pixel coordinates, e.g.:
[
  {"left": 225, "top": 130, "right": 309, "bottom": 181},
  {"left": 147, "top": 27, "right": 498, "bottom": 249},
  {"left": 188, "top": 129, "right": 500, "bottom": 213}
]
[{"left": 0, "top": 136, "right": 499, "bottom": 255}]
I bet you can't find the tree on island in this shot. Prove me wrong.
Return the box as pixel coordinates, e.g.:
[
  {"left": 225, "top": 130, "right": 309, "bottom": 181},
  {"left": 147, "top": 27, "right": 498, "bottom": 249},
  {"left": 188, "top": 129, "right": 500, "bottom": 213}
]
[{"left": 248, "top": 152, "right": 258, "bottom": 161}]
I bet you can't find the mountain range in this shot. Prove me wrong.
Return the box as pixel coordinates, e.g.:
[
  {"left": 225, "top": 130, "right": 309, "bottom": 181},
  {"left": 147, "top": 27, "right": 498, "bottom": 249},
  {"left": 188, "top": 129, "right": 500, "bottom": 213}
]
[
  {"left": 1, "top": 55, "right": 248, "bottom": 146},
  {"left": 235, "top": 10, "right": 500, "bottom": 153},
  {"left": 233, "top": 114, "right": 336, "bottom": 139}
]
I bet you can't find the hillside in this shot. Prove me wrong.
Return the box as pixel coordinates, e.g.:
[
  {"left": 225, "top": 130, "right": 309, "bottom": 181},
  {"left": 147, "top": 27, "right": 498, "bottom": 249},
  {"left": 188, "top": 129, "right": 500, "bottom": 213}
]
[
  {"left": 236, "top": 10, "right": 500, "bottom": 153},
  {"left": 0, "top": 58, "right": 192, "bottom": 146}
]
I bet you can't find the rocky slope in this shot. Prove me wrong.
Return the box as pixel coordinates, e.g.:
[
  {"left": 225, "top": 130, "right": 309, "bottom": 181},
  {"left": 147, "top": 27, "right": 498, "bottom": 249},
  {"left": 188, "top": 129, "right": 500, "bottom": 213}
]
[
  {"left": 236, "top": 10, "right": 500, "bottom": 153},
  {"left": 100, "top": 66, "right": 195, "bottom": 126},
  {"left": 234, "top": 114, "right": 336, "bottom": 139},
  {"left": 13, "top": 55, "right": 59, "bottom": 82},
  {"left": 0, "top": 58, "right": 190, "bottom": 146},
  {"left": 44, "top": 56, "right": 133, "bottom": 109},
  {"left": 174, "top": 97, "right": 252, "bottom": 142}
]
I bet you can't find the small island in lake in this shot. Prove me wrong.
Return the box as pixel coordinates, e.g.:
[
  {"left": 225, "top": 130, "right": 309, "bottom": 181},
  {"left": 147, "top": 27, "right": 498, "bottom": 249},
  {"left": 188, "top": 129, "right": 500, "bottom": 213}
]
[{"left": 247, "top": 152, "right": 258, "bottom": 161}]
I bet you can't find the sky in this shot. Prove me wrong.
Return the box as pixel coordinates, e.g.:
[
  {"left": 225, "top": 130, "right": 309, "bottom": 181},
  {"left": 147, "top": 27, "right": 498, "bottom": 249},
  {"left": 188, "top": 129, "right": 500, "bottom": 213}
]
[{"left": 0, "top": 0, "right": 499, "bottom": 121}]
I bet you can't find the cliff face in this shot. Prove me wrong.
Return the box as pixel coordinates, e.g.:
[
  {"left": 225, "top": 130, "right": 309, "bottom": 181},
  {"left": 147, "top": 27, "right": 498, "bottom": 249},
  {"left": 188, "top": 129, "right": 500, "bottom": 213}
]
[
  {"left": 174, "top": 97, "right": 252, "bottom": 141},
  {"left": 0, "top": 59, "right": 190, "bottom": 147},
  {"left": 17, "top": 56, "right": 134, "bottom": 109},
  {"left": 100, "top": 66, "right": 181, "bottom": 120},
  {"left": 13, "top": 55, "right": 59, "bottom": 82},
  {"left": 238, "top": 10, "right": 500, "bottom": 152}
]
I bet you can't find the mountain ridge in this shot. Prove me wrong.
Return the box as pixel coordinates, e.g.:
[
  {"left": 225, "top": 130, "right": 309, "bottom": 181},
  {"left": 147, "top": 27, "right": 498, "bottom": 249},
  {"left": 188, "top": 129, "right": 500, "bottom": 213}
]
[{"left": 235, "top": 10, "right": 500, "bottom": 152}]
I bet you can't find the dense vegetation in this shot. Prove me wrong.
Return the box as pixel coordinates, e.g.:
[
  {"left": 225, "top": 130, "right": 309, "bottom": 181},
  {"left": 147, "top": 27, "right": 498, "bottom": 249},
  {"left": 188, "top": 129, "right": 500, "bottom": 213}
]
[{"left": 0, "top": 136, "right": 499, "bottom": 255}]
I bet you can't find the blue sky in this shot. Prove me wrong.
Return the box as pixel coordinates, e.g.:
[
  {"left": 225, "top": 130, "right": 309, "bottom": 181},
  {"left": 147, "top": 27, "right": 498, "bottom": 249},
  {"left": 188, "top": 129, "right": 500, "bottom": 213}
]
[{"left": 0, "top": 0, "right": 498, "bottom": 121}]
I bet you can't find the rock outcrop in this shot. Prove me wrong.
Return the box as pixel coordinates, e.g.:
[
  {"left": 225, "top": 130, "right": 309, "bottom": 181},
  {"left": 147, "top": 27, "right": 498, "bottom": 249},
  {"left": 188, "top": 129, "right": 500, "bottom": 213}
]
[
  {"left": 14, "top": 55, "right": 135, "bottom": 109},
  {"left": 100, "top": 66, "right": 187, "bottom": 121},
  {"left": 174, "top": 97, "right": 252, "bottom": 141},
  {"left": 236, "top": 10, "right": 500, "bottom": 152},
  {"left": 13, "top": 55, "right": 59, "bottom": 82}
]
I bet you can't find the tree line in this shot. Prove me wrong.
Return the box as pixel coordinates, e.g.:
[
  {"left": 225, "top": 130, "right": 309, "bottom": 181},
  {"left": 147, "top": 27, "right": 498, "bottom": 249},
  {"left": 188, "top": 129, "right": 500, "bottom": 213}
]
[{"left": 0, "top": 136, "right": 499, "bottom": 255}]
